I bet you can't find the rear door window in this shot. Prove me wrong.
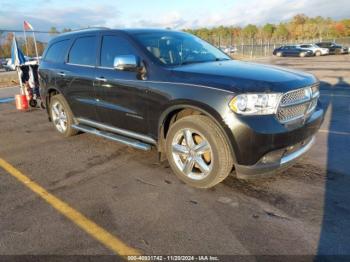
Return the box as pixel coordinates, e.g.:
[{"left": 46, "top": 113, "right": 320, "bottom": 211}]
[
  {"left": 68, "top": 36, "right": 97, "bottom": 66},
  {"left": 44, "top": 40, "right": 70, "bottom": 63},
  {"left": 100, "top": 35, "right": 136, "bottom": 68}
]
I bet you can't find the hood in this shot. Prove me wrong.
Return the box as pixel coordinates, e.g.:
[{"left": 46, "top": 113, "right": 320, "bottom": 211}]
[{"left": 170, "top": 60, "right": 317, "bottom": 93}]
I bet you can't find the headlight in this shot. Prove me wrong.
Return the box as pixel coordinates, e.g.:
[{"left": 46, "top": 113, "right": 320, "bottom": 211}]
[{"left": 229, "top": 93, "right": 282, "bottom": 115}]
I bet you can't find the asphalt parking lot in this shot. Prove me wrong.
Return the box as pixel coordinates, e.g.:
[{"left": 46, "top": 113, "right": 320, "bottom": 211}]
[{"left": 0, "top": 55, "right": 349, "bottom": 259}]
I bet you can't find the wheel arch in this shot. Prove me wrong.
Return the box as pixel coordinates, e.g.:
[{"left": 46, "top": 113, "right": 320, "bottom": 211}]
[
  {"left": 157, "top": 101, "right": 237, "bottom": 163},
  {"left": 45, "top": 87, "right": 61, "bottom": 120}
]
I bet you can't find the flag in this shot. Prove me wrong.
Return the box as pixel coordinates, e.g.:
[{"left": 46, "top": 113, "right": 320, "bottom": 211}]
[
  {"left": 11, "top": 36, "right": 26, "bottom": 66},
  {"left": 24, "top": 20, "right": 34, "bottom": 31}
]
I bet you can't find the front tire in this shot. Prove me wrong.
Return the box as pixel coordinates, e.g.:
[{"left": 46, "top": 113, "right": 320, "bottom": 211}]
[
  {"left": 49, "top": 94, "right": 78, "bottom": 137},
  {"left": 165, "top": 115, "right": 233, "bottom": 188}
]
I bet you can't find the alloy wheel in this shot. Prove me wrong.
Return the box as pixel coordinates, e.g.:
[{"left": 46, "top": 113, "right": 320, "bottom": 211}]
[
  {"left": 51, "top": 101, "right": 68, "bottom": 133},
  {"left": 171, "top": 128, "right": 213, "bottom": 180}
]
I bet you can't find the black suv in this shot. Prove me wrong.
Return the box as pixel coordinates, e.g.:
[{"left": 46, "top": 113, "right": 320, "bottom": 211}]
[
  {"left": 315, "top": 42, "right": 349, "bottom": 55},
  {"left": 39, "top": 28, "right": 324, "bottom": 188}
]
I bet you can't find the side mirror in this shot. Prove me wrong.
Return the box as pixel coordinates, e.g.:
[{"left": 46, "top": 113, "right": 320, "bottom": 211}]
[{"left": 113, "top": 55, "right": 140, "bottom": 71}]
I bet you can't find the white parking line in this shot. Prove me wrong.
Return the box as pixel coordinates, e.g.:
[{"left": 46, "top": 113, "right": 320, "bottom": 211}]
[
  {"left": 0, "top": 97, "right": 15, "bottom": 103},
  {"left": 321, "top": 94, "right": 350, "bottom": 98},
  {"left": 319, "top": 129, "right": 350, "bottom": 136},
  {"left": 0, "top": 86, "right": 19, "bottom": 90}
]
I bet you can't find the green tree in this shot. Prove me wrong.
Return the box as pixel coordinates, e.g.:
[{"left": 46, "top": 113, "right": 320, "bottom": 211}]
[
  {"left": 62, "top": 28, "right": 72, "bottom": 33},
  {"left": 21, "top": 37, "right": 45, "bottom": 57},
  {"left": 262, "top": 23, "right": 275, "bottom": 39},
  {"left": 242, "top": 24, "right": 258, "bottom": 39},
  {"left": 1, "top": 33, "right": 14, "bottom": 58},
  {"left": 340, "top": 19, "right": 350, "bottom": 36},
  {"left": 49, "top": 27, "right": 59, "bottom": 35},
  {"left": 291, "top": 14, "right": 308, "bottom": 39},
  {"left": 273, "top": 24, "right": 289, "bottom": 40}
]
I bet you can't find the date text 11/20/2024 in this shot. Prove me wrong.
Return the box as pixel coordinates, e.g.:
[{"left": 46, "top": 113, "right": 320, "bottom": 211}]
[{"left": 127, "top": 255, "right": 220, "bottom": 261}]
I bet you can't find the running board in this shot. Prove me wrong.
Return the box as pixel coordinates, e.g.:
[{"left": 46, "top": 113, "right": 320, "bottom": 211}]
[{"left": 71, "top": 124, "right": 151, "bottom": 151}]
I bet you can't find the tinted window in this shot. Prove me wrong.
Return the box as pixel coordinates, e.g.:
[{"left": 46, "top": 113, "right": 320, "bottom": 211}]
[
  {"left": 131, "top": 31, "right": 229, "bottom": 66},
  {"left": 68, "top": 36, "right": 97, "bottom": 66},
  {"left": 300, "top": 45, "right": 311, "bottom": 48},
  {"left": 44, "top": 40, "right": 70, "bottom": 63},
  {"left": 100, "top": 35, "right": 135, "bottom": 67},
  {"left": 317, "top": 43, "right": 330, "bottom": 48}
]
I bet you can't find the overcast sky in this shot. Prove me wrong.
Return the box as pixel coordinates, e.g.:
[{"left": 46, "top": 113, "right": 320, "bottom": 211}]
[{"left": 1, "top": 0, "right": 349, "bottom": 31}]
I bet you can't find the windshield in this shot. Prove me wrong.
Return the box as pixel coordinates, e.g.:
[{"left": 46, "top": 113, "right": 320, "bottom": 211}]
[{"left": 131, "top": 31, "right": 230, "bottom": 66}]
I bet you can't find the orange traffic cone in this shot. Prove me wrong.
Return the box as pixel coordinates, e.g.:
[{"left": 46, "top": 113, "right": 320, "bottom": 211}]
[{"left": 15, "top": 94, "right": 29, "bottom": 111}]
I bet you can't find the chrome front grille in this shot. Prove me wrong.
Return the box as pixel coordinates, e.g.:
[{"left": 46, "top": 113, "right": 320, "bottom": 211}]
[
  {"left": 277, "top": 83, "right": 320, "bottom": 124},
  {"left": 280, "top": 88, "right": 308, "bottom": 106}
]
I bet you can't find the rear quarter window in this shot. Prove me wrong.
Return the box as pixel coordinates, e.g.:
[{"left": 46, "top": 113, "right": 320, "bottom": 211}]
[{"left": 44, "top": 40, "right": 70, "bottom": 63}]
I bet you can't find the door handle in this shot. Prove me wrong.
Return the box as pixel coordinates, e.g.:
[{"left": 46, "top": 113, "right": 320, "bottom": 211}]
[
  {"left": 57, "top": 72, "right": 66, "bottom": 77},
  {"left": 95, "top": 77, "right": 107, "bottom": 82}
]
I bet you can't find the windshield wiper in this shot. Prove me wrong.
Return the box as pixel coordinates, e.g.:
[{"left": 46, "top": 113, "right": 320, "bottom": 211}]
[
  {"left": 180, "top": 60, "right": 211, "bottom": 65},
  {"left": 180, "top": 58, "right": 230, "bottom": 65},
  {"left": 215, "top": 58, "right": 231, "bottom": 61}
]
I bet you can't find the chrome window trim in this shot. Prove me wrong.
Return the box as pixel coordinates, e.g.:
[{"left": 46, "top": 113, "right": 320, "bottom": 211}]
[{"left": 66, "top": 62, "right": 96, "bottom": 68}]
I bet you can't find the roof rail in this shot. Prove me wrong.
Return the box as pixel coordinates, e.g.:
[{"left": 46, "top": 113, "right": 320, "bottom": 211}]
[{"left": 71, "top": 27, "right": 110, "bottom": 32}]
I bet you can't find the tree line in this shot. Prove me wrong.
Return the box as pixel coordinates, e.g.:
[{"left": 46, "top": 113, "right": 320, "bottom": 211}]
[
  {"left": 184, "top": 14, "right": 350, "bottom": 45},
  {"left": 0, "top": 26, "right": 71, "bottom": 58},
  {"left": 0, "top": 32, "right": 46, "bottom": 58},
  {"left": 1, "top": 14, "right": 350, "bottom": 58}
]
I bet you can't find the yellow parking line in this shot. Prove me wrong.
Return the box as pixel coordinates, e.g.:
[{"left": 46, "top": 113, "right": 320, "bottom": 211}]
[{"left": 0, "top": 158, "right": 141, "bottom": 257}]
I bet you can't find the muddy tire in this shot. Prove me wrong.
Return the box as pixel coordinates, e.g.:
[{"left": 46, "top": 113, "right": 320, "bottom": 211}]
[
  {"left": 165, "top": 115, "right": 233, "bottom": 188},
  {"left": 49, "top": 94, "right": 78, "bottom": 137}
]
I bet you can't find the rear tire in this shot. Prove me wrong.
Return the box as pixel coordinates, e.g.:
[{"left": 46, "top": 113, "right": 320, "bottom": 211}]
[
  {"left": 49, "top": 94, "right": 78, "bottom": 137},
  {"left": 165, "top": 115, "right": 233, "bottom": 188}
]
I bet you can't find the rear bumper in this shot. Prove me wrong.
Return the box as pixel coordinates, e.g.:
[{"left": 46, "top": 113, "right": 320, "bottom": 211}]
[{"left": 235, "top": 136, "right": 315, "bottom": 179}]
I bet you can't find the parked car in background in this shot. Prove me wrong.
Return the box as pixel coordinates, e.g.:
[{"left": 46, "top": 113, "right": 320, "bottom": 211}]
[
  {"left": 273, "top": 45, "right": 313, "bottom": 57},
  {"left": 3, "top": 59, "right": 15, "bottom": 71},
  {"left": 222, "top": 46, "right": 237, "bottom": 54},
  {"left": 39, "top": 28, "right": 323, "bottom": 188},
  {"left": 315, "top": 42, "right": 349, "bottom": 55},
  {"left": 297, "top": 44, "right": 329, "bottom": 56},
  {"left": 0, "top": 58, "right": 6, "bottom": 69}
]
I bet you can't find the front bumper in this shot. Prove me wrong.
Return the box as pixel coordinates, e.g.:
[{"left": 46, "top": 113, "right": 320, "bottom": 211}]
[
  {"left": 223, "top": 104, "right": 324, "bottom": 177},
  {"left": 235, "top": 136, "right": 315, "bottom": 179}
]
